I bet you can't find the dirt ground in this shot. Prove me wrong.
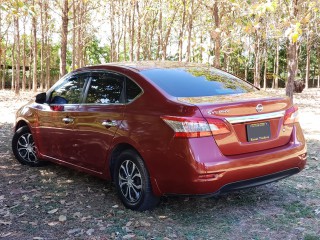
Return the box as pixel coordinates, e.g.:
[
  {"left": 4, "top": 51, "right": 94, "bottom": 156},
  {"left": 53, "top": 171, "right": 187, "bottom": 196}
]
[{"left": 0, "top": 89, "right": 319, "bottom": 240}]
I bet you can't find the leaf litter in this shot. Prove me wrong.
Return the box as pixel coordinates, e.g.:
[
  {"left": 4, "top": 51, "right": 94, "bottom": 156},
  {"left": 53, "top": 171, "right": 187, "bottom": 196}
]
[{"left": 0, "top": 89, "right": 320, "bottom": 239}]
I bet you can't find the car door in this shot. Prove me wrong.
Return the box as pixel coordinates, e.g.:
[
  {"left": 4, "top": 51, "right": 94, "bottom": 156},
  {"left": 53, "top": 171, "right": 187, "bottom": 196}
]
[
  {"left": 72, "top": 71, "right": 125, "bottom": 173},
  {"left": 36, "top": 73, "right": 89, "bottom": 163}
]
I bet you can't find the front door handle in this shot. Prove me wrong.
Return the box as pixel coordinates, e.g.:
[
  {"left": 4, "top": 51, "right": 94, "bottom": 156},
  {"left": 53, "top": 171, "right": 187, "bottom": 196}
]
[
  {"left": 102, "top": 120, "right": 117, "bottom": 127},
  {"left": 62, "top": 117, "right": 74, "bottom": 124}
]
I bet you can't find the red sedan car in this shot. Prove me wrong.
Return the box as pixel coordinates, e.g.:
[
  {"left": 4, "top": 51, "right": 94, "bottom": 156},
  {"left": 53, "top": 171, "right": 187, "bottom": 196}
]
[{"left": 12, "top": 62, "right": 307, "bottom": 211}]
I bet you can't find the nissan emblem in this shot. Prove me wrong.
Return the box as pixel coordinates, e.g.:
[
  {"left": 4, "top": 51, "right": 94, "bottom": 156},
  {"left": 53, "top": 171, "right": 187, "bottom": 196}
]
[{"left": 256, "top": 104, "right": 263, "bottom": 112}]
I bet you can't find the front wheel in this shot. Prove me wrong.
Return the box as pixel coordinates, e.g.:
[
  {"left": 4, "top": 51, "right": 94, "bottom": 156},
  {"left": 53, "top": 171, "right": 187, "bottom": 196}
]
[
  {"left": 114, "top": 150, "right": 159, "bottom": 211},
  {"left": 12, "top": 126, "right": 45, "bottom": 167}
]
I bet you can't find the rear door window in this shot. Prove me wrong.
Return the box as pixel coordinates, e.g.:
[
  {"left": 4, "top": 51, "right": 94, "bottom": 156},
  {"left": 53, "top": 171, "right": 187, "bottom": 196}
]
[{"left": 86, "top": 72, "right": 125, "bottom": 104}]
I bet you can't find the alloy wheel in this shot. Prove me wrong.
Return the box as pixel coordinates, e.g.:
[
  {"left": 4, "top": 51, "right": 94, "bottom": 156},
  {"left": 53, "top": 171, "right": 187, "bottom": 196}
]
[
  {"left": 118, "top": 160, "right": 142, "bottom": 203},
  {"left": 16, "top": 133, "right": 38, "bottom": 163}
]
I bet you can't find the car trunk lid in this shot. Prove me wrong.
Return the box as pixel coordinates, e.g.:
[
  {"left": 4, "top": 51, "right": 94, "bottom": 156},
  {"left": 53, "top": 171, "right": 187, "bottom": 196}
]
[{"left": 178, "top": 91, "right": 294, "bottom": 155}]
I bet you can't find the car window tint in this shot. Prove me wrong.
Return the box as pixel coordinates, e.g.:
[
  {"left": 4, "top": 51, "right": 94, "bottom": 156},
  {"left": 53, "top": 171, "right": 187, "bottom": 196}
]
[
  {"left": 51, "top": 76, "right": 86, "bottom": 104},
  {"left": 86, "top": 73, "right": 124, "bottom": 104},
  {"left": 141, "top": 68, "right": 256, "bottom": 97},
  {"left": 126, "top": 78, "right": 142, "bottom": 103}
]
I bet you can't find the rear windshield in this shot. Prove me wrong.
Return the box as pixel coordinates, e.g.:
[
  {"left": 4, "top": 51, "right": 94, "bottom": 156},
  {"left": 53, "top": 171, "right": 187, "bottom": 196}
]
[{"left": 141, "top": 68, "right": 256, "bottom": 97}]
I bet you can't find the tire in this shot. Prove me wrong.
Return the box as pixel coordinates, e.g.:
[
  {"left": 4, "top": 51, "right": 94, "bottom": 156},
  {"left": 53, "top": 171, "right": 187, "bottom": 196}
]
[
  {"left": 114, "top": 149, "right": 160, "bottom": 211},
  {"left": 12, "top": 126, "right": 45, "bottom": 167}
]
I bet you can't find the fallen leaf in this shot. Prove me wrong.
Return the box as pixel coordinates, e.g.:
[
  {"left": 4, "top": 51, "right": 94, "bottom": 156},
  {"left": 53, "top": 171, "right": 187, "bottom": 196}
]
[
  {"left": 126, "top": 221, "right": 133, "bottom": 227},
  {"left": 86, "top": 229, "right": 94, "bottom": 236},
  {"left": 0, "top": 233, "right": 12, "bottom": 238},
  {"left": 73, "top": 212, "right": 81, "bottom": 218},
  {"left": 48, "top": 208, "right": 58, "bottom": 214},
  {"left": 140, "top": 220, "right": 151, "bottom": 227},
  {"left": 10, "top": 189, "right": 36, "bottom": 195},
  {"left": 29, "top": 175, "right": 38, "bottom": 179},
  {"left": 48, "top": 222, "right": 59, "bottom": 226},
  {"left": 22, "top": 195, "right": 29, "bottom": 201},
  {"left": 123, "top": 234, "right": 135, "bottom": 239},
  {"left": 0, "top": 221, "right": 11, "bottom": 225},
  {"left": 59, "top": 215, "right": 67, "bottom": 222},
  {"left": 67, "top": 228, "right": 82, "bottom": 235}
]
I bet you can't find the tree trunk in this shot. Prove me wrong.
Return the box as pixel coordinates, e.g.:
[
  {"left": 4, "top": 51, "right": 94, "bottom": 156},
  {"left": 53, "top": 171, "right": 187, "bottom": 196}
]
[
  {"left": 317, "top": 45, "right": 320, "bottom": 88},
  {"left": 274, "top": 38, "right": 279, "bottom": 89},
  {"left": 305, "top": 34, "right": 311, "bottom": 89},
  {"left": 263, "top": 43, "right": 267, "bottom": 90},
  {"left": 29, "top": 26, "right": 33, "bottom": 90},
  {"left": 129, "top": 1, "right": 135, "bottom": 62},
  {"left": 22, "top": 17, "right": 26, "bottom": 91},
  {"left": 253, "top": 32, "right": 261, "bottom": 88},
  {"left": 11, "top": 42, "right": 15, "bottom": 91},
  {"left": 40, "top": 0, "right": 44, "bottom": 91},
  {"left": 135, "top": 1, "right": 141, "bottom": 61},
  {"left": 223, "top": 52, "right": 227, "bottom": 70},
  {"left": 14, "top": 16, "right": 21, "bottom": 95},
  {"left": 1, "top": 35, "right": 8, "bottom": 90},
  {"left": 123, "top": 4, "right": 127, "bottom": 61},
  {"left": 110, "top": 1, "right": 115, "bottom": 62},
  {"left": 157, "top": 5, "right": 162, "bottom": 60},
  {"left": 162, "top": 11, "right": 177, "bottom": 61},
  {"left": 60, "top": 0, "right": 68, "bottom": 77},
  {"left": 213, "top": 2, "right": 221, "bottom": 68},
  {"left": 244, "top": 67, "right": 248, "bottom": 82},
  {"left": 286, "top": 42, "right": 298, "bottom": 100},
  {"left": 32, "top": 0, "right": 38, "bottom": 92},
  {"left": 72, "top": 0, "right": 76, "bottom": 70},
  {"left": 178, "top": 0, "right": 186, "bottom": 61},
  {"left": 44, "top": 0, "right": 50, "bottom": 90},
  {"left": 186, "top": 0, "right": 194, "bottom": 62},
  {"left": 12, "top": 16, "right": 20, "bottom": 95}
]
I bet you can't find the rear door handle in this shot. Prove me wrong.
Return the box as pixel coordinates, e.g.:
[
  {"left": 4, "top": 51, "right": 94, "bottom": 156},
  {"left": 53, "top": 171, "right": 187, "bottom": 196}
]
[
  {"left": 102, "top": 120, "right": 117, "bottom": 127},
  {"left": 62, "top": 117, "right": 74, "bottom": 124}
]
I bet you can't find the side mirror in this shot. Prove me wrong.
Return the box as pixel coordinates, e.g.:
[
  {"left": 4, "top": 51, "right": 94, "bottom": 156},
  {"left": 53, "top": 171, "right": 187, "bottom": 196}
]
[{"left": 35, "top": 92, "right": 47, "bottom": 104}]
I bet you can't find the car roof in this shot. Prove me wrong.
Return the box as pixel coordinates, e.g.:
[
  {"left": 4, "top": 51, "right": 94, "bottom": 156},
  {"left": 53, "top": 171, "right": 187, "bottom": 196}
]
[{"left": 75, "top": 61, "right": 209, "bottom": 72}]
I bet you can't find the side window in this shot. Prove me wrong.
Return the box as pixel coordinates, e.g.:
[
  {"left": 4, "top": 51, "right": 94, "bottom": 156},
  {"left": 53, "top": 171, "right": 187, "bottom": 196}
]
[
  {"left": 51, "top": 75, "right": 86, "bottom": 104},
  {"left": 126, "top": 78, "right": 142, "bottom": 103},
  {"left": 86, "top": 72, "right": 124, "bottom": 104}
]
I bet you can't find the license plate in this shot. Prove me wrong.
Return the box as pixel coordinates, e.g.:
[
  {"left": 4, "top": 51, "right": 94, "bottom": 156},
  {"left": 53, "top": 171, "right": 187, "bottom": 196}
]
[{"left": 246, "top": 122, "right": 271, "bottom": 142}]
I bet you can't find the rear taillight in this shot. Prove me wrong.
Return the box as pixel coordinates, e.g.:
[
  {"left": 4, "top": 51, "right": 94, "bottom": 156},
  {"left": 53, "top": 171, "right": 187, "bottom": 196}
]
[
  {"left": 284, "top": 105, "right": 299, "bottom": 125},
  {"left": 161, "top": 116, "right": 230, "bottom": 138}
]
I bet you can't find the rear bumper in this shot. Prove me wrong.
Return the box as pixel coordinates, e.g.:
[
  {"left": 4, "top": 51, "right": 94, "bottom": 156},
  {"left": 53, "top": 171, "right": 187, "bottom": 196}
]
[
  {"left": 165, "top": 167, "right": 302, "bottom": 197},
  {"left": 153, "top": 124, "right": 307, "bottom": 196},
  {"left": 213, "top": 167, "right": 300, "bottom": 196}
]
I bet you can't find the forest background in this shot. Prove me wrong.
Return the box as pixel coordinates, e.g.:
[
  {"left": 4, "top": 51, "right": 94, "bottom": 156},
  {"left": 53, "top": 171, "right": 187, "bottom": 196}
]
[{"left": 1, "top": 0, "right": 320, "bottom": 98}]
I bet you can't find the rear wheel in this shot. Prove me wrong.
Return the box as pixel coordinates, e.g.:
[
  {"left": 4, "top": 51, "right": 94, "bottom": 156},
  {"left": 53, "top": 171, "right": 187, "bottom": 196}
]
[
  {"left": 114, "top": 149, "right": 159, "bottom": 211},
  {"left": 12, "top": 126, "right": 45, "bottom": 167}
]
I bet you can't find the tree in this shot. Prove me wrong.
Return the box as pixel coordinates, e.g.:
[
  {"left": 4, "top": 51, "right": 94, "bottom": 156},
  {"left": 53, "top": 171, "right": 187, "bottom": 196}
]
[{"left": 32, "top": 0, "right": 37, "bottom": 92}]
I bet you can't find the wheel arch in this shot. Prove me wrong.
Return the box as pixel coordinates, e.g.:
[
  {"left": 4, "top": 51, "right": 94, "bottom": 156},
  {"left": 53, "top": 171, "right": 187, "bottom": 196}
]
[
  {"left": 109, "top": 143, "right": 139, "bottom": 181},
  {"left": 108, "top": 142, "right": 162, "bottom": 196},
  {"left": 14, "top": 119, "right": 30, "bottom": 132}
]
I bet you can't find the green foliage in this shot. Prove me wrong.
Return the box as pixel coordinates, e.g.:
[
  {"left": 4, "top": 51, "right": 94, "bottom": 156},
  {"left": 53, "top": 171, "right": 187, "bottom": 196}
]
[{"left": 85, "top": 38, "right": 110, "bottom": 65}]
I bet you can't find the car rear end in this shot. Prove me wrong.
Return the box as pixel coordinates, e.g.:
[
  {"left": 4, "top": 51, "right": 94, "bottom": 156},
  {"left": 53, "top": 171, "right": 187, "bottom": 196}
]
[{"left": 140, "top": 66, "right": 307, "bottom": 195}]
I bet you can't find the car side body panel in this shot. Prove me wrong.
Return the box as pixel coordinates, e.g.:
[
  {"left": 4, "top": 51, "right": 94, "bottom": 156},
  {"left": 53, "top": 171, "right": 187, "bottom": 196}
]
[{"left": 13, "top": 63, "right": 307, "bottom": 199}]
